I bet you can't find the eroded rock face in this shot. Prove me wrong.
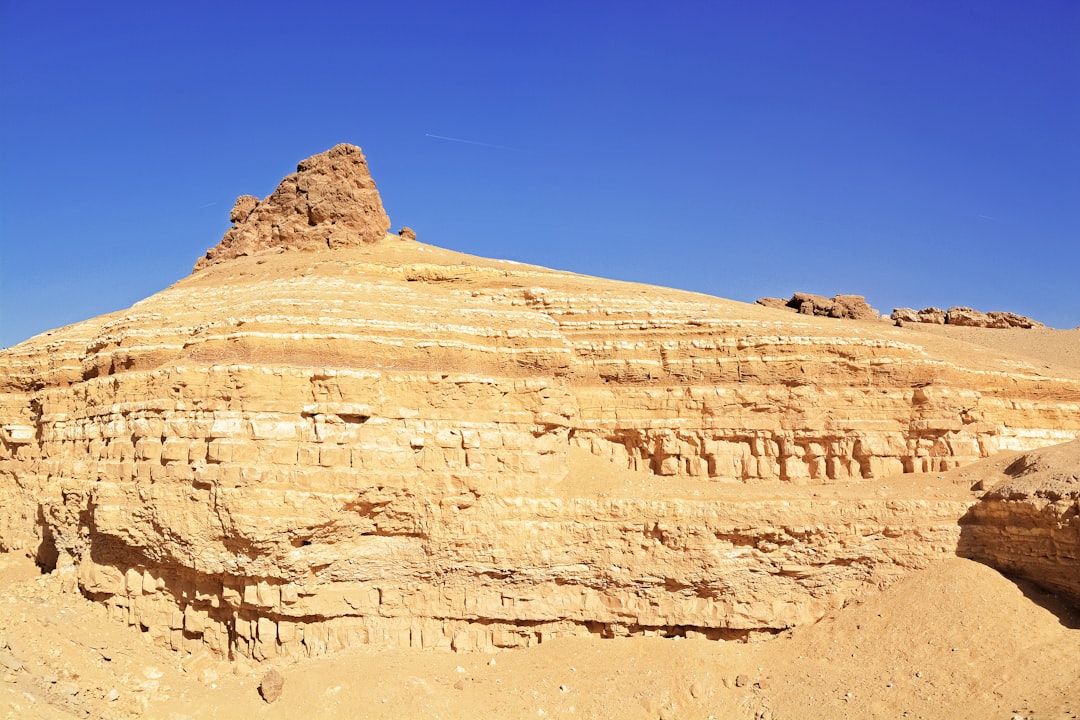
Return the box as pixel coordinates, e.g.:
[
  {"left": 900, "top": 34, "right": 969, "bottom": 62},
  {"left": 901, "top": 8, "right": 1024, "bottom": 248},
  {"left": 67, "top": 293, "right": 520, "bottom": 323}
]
[
  {"left": 194, "top": 144, "right": 391, "bottom": 271},
  {"left": 2, "top": 146, "right": 1079, "bottom": 661},
  {"left": 891, "top": 306, "right": 1043, "bottom": 328},
  {"left": 960, "top": 441, "right": 1080, "bottom": 607},
  {"left": 756, "top": 293, "right": 879, "bottom": 320}
]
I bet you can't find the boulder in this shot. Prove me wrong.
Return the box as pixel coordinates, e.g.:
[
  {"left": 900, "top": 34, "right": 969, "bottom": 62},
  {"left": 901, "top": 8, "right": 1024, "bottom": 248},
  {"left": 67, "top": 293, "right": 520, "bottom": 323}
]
[
  {"left": 891, "top": 308, "right": 919, "bottom": 324},
  {"left": 917, "top": 307, "right": 947, "bottom": 324},
  {"left": 946, "top": 307, "right": 989, "bottom": 327}
]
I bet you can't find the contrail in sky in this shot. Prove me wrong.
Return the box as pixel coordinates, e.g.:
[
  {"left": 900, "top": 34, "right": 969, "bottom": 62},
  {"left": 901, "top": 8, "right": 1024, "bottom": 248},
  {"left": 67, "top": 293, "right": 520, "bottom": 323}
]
[{"left": 425, "top": 133, "right": 524, "bottom": 152}]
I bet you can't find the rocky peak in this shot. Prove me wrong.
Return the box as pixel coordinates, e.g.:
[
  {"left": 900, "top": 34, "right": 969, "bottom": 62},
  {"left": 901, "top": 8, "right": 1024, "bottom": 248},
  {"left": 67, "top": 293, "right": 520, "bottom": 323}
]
[{"left": 194, "top": 144, "right": 392, "bottom": 271}]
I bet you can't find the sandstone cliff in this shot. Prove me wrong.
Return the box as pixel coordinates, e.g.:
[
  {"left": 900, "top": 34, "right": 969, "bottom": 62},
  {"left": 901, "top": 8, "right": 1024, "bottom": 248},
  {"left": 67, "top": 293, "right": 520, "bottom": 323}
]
[
  {"left": 2, "top": 146, "right": 1079, "bottom": 662},
  {"left": 959, "top": 441, "right": 1080, "bottom": 607}
]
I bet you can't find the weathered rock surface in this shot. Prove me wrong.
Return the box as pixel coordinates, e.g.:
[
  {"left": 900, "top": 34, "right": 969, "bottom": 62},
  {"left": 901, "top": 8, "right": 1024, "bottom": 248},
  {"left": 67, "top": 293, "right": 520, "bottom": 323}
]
[
  {"left": 2, "top": 146, "right": 1079, "bottom": 663},
  {"left": 258, "top": 668, "right": 285, "bottom": 703},
  {"left": 960, "top": 441, "right": 1080, "bottom": 607},
  {"left": 892, "top": 306, "right": 1043, "bottom": 329},
  {"left": 756, "top": 293, "right": 879, "bottom": 320},
  {"left": 194, "top": 144, "right": 391, "bottom": 271}
]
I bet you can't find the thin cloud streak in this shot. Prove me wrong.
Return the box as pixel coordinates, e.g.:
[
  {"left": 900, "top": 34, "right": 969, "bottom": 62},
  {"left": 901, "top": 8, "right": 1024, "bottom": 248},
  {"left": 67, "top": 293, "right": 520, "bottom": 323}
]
[{"left": 425, "top": 133, "right": 526, "bottom": 152}]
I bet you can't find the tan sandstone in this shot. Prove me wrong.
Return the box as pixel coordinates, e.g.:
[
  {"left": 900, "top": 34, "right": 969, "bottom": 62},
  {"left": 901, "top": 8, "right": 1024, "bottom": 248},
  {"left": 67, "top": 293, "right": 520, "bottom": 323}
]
[{"left": 194, "top": 143, "right": 391, "bottom": 270}]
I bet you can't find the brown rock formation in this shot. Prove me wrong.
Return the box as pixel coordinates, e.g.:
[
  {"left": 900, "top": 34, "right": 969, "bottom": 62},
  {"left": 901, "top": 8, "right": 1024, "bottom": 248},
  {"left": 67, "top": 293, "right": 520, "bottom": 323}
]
[
  {"left": 2, "top": 146, "right": 1079, "bottom": 663},
  {"left": 757, "top": 293, "right": 879, "bottom": 320},
  {"left": 960, "top": 441, "right": 1080, "bottom": 607},
  {"left": 891, "top": 306, "right": 1043, "bottom": 329},
  {"left": 194, "top": 144, "right": 391, "bottom": 271}
]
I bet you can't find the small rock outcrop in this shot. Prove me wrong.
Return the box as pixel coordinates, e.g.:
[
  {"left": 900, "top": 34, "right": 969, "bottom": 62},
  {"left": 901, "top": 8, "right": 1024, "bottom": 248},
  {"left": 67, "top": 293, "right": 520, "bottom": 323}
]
[
  {"left": 756, "top": 293, "right": 879, "bottom": 320},
  {"left": 398, "top": 227, "right": 417, "bottom": 241},
  {"left": 891, "top": 307, "right": 1043, "bottom": 328},
  {"left": 194, "top": 144, "right": 391, "bottom": 271},
  {"left": 961, "top": 441, "right": 1080, "bottom": 608}
]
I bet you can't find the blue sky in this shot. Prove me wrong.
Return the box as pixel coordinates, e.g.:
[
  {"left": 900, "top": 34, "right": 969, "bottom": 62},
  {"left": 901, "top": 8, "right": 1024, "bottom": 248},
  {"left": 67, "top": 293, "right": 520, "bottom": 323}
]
[{"left": 2, "top": 1, "right": 1078, "bottom": 348}]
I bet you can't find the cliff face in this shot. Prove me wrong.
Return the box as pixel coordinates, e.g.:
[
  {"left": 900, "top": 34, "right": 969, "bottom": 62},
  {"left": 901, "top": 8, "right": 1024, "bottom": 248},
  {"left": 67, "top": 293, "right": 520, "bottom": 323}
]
[
  {"left": 959, "top": 441, "right": 1080, "bottom": 607},
  {"left": 2, "top": 146, "right": 1079, "bottom": 660}
]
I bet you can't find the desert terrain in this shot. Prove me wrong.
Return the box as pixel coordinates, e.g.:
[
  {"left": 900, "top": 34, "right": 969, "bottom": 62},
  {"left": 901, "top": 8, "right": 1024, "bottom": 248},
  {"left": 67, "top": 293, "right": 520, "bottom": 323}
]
[
  {"left": 2, "top": 450, "right": 1078, "bottom": 719},
  {"left": 1, "top": 145, "right": 1078, "bottom": 719}
]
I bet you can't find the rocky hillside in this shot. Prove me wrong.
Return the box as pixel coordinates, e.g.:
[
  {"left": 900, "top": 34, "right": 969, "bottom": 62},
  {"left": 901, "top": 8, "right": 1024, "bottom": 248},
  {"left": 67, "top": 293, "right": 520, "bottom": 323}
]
[{"left": 2, "top": 145, "right": 1078, "bottom": 662}]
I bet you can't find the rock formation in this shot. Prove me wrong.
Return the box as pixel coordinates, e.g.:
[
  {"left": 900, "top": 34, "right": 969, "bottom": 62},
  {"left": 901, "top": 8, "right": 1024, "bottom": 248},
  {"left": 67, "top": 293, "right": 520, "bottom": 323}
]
[
  {"left": 2, "top": 146, "right": 1079, "bottom": 663},
  {"left": 756, "top": 293, "right": 879, "bottom": 320},
  {"left": 194, "top": 144, "right": 391, "bottom": 270},
  {"left": 960, "top": 441, "right": 1080, "bottom": 607},
  {"left": 891, "top": 306, "right": 1043, "bottom": 328}
]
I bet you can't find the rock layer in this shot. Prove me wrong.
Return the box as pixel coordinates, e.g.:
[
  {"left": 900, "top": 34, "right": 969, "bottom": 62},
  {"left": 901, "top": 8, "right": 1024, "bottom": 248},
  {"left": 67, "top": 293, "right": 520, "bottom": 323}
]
[
  {"left": 960, "top": 441, "right": 1080, "bottom": 607},
  {"left": 3, "top": 147, "right": 1080, "bottom": 661}
]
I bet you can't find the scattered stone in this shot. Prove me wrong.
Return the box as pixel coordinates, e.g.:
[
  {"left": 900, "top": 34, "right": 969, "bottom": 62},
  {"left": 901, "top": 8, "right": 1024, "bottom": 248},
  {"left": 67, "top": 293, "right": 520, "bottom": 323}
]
[
  {"left": 755, "top": 297, "right": 789, "bottom": 311},
  {"left": 892, "top": 308, "right": 919, "bottom": 323},
  {"left": 891, "top": 306, "right": 1042, "bottom": 328},
  {"left": 55, "top": 681, "right": 79, "bottom": 697},
  {"left": 0, "top": 653, "right": 22, "bottom": 673},
  {"left": 735, "top": 674, "right": 750, "bottom": 688},
  {"left": 258, "top": 668, "right": 284, "bottom": 704},
  {"left": 946, "top": 307, "right": 992, "bottom": 327}
]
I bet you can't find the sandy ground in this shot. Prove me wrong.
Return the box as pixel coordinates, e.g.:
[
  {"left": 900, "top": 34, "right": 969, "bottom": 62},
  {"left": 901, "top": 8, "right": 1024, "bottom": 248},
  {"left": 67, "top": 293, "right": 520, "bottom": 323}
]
[
  {"left": 2, "top": 549, "right": 1078, "bottom": 720},
  {"left": 900, "top": 323, "right": 1080, "bottom": 371}
]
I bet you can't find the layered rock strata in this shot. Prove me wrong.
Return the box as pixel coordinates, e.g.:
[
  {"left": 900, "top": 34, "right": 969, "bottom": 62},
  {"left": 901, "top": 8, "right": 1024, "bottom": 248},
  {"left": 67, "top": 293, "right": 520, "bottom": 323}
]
[
  {"left": 3, "top": 146, "right": 1080, "bottom": 660},
  {"left": 960, "top": 441, "right": 1080, "bottom": 607}
]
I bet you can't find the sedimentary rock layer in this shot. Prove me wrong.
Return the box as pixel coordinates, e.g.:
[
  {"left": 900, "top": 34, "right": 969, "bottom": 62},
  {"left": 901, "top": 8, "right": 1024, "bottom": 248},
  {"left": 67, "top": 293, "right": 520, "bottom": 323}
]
[{"left": 960, "top": 441, "right": 1080, "bottom": 607}]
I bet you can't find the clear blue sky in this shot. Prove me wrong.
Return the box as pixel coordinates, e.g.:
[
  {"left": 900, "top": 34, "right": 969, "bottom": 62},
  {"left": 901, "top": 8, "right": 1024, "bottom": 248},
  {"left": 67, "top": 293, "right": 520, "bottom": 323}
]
[{"left": 2, "top": 0, "right": 1078, "bottom": 348}]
